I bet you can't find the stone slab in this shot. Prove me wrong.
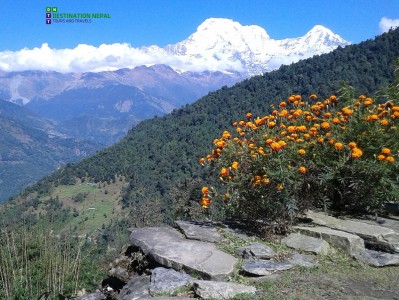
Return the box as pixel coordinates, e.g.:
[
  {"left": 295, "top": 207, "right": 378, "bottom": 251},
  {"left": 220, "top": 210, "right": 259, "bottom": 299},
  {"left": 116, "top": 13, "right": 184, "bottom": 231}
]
[
  {"left": 193, "top": 280, "right": 257, "bottom": 299},
  {"left": 129, "top": 226, "right": 237, "bottom": 280},
  {"left": 175, "top": 220, "right": 223, "bottom": 243},
  {"left": 116, "top": 276, "right": 150, "bottom": 300},
  {"left": 242, "top": 260, "right": 293, "bottom": 276},
  {"left": 353, "top": 249, "right": 399, "bottom": 267},
  {"left": 306, "top": 210, "right": 399, "bottom": 253},
  {"left": 235, "top": 242, "right": 276, "bottom": 259},
  {"left": 150, "top": 267, "right": 194, "bottom": 294},
  {"left": 293, "top": 226, "right": 365, "bottom": 255},
  {"left": 282, "top": 233, "right": 330, "bottom": 255}
]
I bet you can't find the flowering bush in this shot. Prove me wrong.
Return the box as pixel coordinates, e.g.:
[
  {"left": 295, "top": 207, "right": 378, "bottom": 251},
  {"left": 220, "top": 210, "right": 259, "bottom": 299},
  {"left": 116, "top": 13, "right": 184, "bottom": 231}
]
[{"left": 199, "top": 92, "right": 399, "bottom": 228}]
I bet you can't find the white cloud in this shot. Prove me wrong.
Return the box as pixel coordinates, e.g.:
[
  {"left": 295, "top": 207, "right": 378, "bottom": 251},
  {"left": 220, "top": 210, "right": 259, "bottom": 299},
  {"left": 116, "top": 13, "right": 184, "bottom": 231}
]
[
  {"left": 0, "top": 43, "right": 244, "bottom": 74},
  {"left": 379, "top": 17, "right": 399, "bottom": 34}
]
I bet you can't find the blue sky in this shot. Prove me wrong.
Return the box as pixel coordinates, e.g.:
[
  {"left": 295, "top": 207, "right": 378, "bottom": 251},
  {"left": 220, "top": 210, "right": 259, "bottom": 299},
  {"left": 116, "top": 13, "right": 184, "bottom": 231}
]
[{"left": 1, "top": 0, "right": 399, "bottom": 51}]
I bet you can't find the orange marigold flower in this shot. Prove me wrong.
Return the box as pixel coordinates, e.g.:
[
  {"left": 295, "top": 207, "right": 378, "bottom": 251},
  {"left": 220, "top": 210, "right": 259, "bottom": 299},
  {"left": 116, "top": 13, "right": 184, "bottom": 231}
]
[
  {"left": 369, "top": 114, "right": 379, "bottom": 122},
  {"left": 328, "top": 138, "right": 335, "bottom": 145},
  {"left": 385, "top": 156, "right": 395, "bottom": 163},
  {"left": 330, "top": 95, "right": 337, "bottom": 101},
  {"left": 342, "top": 107, "right": 353, "bottom": 116},
  {"left": 278, "top": 109, "right": 289, "bottom": 117},
  {"left": 334, "top": 142, "right": 344, "bottom": 151},
  {"left": 262, "top": 177, "right": 270, "bottom": 184},
  {"left": 298, "top": 166, "right": 307, "bottom": 174},
  {"left": 232, "top": 121, "right": 238, "bottom": 127},
  {"left": 265, "top": 138, "right": 273, "bottom": 145},
  {"left": 278, "top": 140, "right": 287, "bottom": 148},
  {"left": 309, "top": 94, "right": 317, "bottom": 100},
  {"left": 246, "top": 112, "right": 253, "bottom": 119},
  {"left": 321, "top": 121, "right": 331, "bottom": 130},
  {"left": 317, "top": 137, "right": 324, "bottom": 144},
  {"left": 351, "top": 147, "right": 363, "bottom": 159},
  {"left": 348, "top": 142, "right": 357, "bottom": 149},
  {"left": 222, "top": 131, "right": 231, "bottom": 139},
  {"left": 268, "top": 121, "right": 276, "bottom": 128},
  {"left": 364, "top": 98, "right": 373, "bottom": 106},
  {"left": 220, "top": 168, "right": 229, "bottom": 177},
  {"left": 380, "top": 119, "right": 389, "bottom": 126},
  {"left": 332, "top": 117, "right": 341, "bottom": 124},
  {"left": 324, "top": 112, "right": 332, "bottom": 119},
  {"left": 249, "top": 143, "right": 256, "bottom": 149},
  {"left": 298, "top": 149, "right": 306, "bottom": 155},
  {"left": 279, "top": 101, "right": 287, "bottom": 108},
  {"left": 199, "top": 158, "right": 205, "bottom": 165},
  {"left": 201, "top": 186, "right": 209, "bottom": 195},
  {"left": 381, "top": 148, "right": 391, "bottom": 155},
  {"left": 200, "top": 197, "right": 210, "bottom": 208},
  {"left": 276, "top": 184, "right": 284, "bottom": 191},
  {"left": 270, "top": 142, "right": 282, "bottom": 151},
  {"left": 377, "top": 154, "right": 386, "bottom": 161},
  {"left": 358, "top": 95, "right": 366, "bottom": 100},
  {"left": 294, "top": 95, "right": 302, "bottom": 101},
  {"left": 297, "top": 125, "right": 307, "bottom": 132},
  {"left": 288, "top": 95, "right": 295, "bottom": 103},
  {"left": 231, "top": 161, "right": 239, "bottom": 170},
  {"left": 239, "top": 120, "right": 246, "bottom": 126}
]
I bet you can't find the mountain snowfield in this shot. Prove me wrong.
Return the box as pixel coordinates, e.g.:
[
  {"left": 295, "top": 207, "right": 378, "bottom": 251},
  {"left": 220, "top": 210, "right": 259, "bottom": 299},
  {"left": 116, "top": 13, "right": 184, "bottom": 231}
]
[
  {"left": 0, "top": 18, "right": 349, "bottom": 76},
  {"left": 162, "top": 18, "right": 349, "bottom": 75}
]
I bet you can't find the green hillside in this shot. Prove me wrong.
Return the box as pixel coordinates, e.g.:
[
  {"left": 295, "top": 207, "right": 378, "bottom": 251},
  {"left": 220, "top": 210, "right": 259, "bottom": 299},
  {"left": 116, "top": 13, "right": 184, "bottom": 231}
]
[
  {"left": 0, "top": 99, "right": 101, "bottom": 201},
  {"left": 3, "top": 28, "right": 399, "bottom": 228}
]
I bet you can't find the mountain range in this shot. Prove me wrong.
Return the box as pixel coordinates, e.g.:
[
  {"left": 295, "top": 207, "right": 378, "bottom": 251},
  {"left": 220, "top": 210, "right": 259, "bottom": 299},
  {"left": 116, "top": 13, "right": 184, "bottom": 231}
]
[{"left": 0, "top": 18, "right": 350, "bottom": 201}]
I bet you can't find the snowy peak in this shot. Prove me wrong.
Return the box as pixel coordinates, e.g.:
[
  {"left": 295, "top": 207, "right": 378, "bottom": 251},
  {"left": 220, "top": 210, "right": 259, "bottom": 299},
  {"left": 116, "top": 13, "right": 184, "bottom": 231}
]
[
  {"left": 165, "top": 18, "right": 271, "bottom": 57},
  {"left": 163, "top": 18, "right": 349, "bottom": 75},
  {"left": 303, "top": 25, "right": 348, "bottom": 47}
]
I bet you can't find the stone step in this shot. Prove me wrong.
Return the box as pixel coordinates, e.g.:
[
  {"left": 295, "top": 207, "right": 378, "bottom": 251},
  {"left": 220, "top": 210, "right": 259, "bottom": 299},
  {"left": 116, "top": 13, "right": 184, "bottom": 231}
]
[
  {"left": 293, "top": 226, "right": 365, "bottom": 255},
  {"left": 306, "top": 211, "right": 399, "bottom": 253},
  {"left": 129, "top": 226, "right": 237, "bottom": 280},
  {"left": 282, "top": 233, "right": 330, "bottom": 255}
]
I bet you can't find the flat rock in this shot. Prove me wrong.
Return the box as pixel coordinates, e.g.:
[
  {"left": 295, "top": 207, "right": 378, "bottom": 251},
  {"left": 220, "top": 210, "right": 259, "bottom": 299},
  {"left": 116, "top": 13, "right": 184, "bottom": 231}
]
[
  {"left": 117, "top": 275, "right": 150, "bottom": 300},
  {"left": 287, "top": 253, "right": 319, "bottom": 268},
  {"left": 150, "top": 267, "right": 194, "bottom": 294},
  {"left": 282, "top": 233, "right": 330, "bottom": 255},
  {"left": 193, "top": 280, "right": 256, "bottom": 299},
  {"left": 235, "top": 242, "right": 276, "bottom": 259},
  {"left": 175, "top": 220, "right": 223, "bottom": 243},
  {"left": 353, "top": 249, "right": 399, "bottom": 267},
  {"left": 242, "top": 260, "right": 293, "bottom": 276},
  {"left": 306, "top": 210, "right": 399, "bottom": 253},
  {"left": 293, "top": 226, "right": 365, "bottom": 255},
  {"left": 129, "top": 226, "right": 237, "bottom": 280}
]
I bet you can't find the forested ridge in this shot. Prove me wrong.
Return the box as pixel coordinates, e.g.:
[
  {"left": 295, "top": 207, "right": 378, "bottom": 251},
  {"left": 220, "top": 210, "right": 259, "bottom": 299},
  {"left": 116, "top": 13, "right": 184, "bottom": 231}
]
[{"left": 15, "top": 28, "right": 399, "bottom": 216}]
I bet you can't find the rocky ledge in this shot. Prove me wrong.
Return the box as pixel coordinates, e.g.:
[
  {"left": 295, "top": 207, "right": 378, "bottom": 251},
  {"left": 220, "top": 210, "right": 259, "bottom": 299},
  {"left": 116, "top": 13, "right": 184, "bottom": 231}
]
[{"left": 78, "top": 215, "right": 399, "bottom": 300}]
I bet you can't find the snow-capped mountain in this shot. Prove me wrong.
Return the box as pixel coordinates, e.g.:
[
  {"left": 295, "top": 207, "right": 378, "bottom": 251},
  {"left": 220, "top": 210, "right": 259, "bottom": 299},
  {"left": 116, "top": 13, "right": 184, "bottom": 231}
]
[
  {"left": 0, "top": 18, "right": 349, "bottom": 76},
  {"left": 159, "top": 18, "right": 350, "bottom": 75}
]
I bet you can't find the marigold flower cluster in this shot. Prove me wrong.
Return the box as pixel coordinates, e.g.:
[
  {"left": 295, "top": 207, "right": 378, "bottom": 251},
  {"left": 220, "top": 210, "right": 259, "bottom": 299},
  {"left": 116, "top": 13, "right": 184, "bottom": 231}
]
[{"left": 199, "top": 93, "right": 398, "bottom": 210}]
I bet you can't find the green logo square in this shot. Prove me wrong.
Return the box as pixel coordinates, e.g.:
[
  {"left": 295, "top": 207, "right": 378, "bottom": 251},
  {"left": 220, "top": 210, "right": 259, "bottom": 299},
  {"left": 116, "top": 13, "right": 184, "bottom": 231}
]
[
  {"left": 46, "top": 7, "right": 51, "bottom": 12},
  {"left": 52, "top": 7, "right": 57, "bottom": 12}
]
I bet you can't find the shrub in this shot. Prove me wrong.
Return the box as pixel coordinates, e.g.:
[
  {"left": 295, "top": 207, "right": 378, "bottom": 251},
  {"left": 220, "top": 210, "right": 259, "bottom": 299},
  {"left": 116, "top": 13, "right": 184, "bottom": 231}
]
[{"left": 199, "top": 91, "right": 399, "bottom": 229}]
